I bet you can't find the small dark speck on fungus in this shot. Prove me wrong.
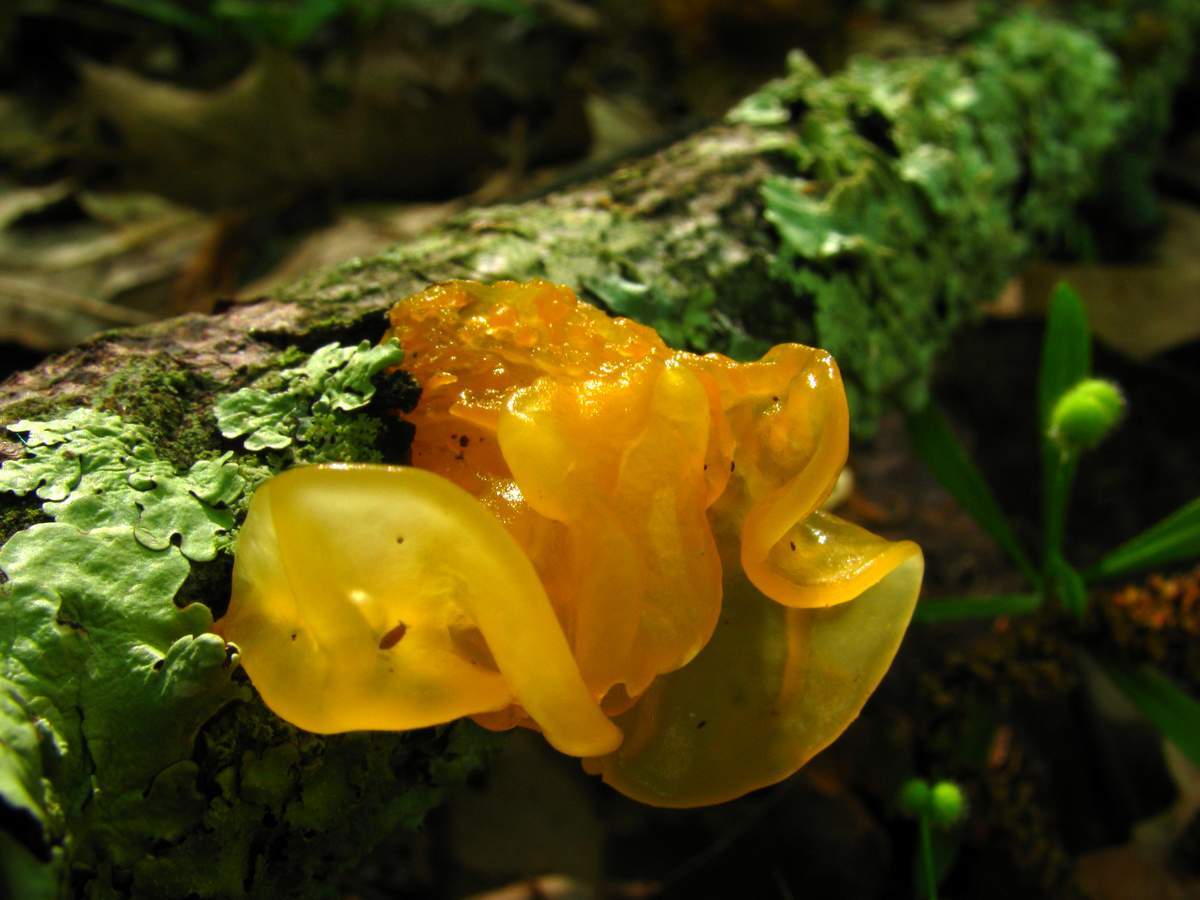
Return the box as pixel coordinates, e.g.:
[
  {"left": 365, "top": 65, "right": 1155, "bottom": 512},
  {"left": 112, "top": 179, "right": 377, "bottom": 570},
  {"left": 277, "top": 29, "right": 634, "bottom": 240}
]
[{"left": 378, "top": 622, "right": 408, "bottom": 650}]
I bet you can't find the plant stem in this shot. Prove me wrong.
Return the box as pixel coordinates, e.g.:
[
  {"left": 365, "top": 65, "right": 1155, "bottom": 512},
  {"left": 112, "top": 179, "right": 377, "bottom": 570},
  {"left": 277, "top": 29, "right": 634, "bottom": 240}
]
[
  {"left": 1042, "top": 449, "right": 1078, "bottom": 579},
  {"left": 919, "top": 815, "right": 938, "bottom": 900}
]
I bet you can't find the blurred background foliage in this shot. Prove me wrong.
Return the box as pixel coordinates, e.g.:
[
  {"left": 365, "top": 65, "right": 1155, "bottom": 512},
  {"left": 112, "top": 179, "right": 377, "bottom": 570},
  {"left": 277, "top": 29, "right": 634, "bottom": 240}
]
[
  {"left": 1, "top": 0, "right": 1195, "bottom": 369},
  {"left": 0, "top": 0, "right": 869, "bottom": 359}
]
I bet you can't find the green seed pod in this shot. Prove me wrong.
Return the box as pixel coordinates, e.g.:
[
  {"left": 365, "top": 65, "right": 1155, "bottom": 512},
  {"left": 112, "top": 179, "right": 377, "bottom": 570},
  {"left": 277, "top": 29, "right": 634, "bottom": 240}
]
[
  {"left": 1049, "top": 379, "right": 1125, "bottom": 453},
  {"left": 897, "top": 777, "right": 931, "bottom": 816},
  {"left": 929, "top": 780, "right": 967, "bottom": 827}
]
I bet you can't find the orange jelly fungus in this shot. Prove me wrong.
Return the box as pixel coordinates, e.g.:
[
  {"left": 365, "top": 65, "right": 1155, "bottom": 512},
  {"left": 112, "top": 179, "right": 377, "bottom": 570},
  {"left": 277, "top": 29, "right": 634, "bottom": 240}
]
[{"left": 216, "top": 280, "right": 923, "bottom": 807}]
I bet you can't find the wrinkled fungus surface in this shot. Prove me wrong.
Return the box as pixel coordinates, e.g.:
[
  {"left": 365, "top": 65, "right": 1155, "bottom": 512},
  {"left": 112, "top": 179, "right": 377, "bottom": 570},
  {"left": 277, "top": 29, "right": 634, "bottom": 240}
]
[{"left": 217, "top": 280, "right": 923, "bottom": 807}]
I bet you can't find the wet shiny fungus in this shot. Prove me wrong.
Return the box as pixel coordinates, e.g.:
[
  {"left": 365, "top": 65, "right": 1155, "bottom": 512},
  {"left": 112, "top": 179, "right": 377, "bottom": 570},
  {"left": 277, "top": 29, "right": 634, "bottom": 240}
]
[{"left": 216, "top": 279, "right": 923, "bottom": 807}]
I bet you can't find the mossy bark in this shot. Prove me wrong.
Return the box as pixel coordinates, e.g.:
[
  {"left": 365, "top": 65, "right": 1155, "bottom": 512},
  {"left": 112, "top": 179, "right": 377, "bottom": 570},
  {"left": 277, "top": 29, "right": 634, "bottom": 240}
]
[
  {"left": 0, "top": 126, "right": 780, "bottom": 424},
  {"left": 4, "top": 4, "right": 1195, "bottom": 446}
]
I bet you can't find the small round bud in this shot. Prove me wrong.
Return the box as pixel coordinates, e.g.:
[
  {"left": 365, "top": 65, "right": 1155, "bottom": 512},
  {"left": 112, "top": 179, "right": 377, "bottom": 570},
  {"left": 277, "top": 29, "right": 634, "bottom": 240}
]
[
  {"left": 1049, "top": 379, "right": 1125, "bottom": 454},
  {"left": 897, "top": 777, "right": 931, "bottom": 816},
  {"left": 929, "top": 780, "right": 967, "bottom": 827}
]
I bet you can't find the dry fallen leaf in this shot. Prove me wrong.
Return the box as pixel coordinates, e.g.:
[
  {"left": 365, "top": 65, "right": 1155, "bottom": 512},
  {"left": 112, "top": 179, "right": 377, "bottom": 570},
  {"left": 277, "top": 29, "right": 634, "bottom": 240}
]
[
  {"left": 0, "top": 182, "right": 204, "bottom": 350},
  {"left": 1076, "top": 843, "right": 1200, "bottom": 900},
  {"left": 77, "top": 50, "right": 513, "bottom": 210},
  {"left": 235, "top": 202, "right": 462, "bottom": 301},
  {"left": 1023, "top": 202, "right": 1200, "bottom": 359}
]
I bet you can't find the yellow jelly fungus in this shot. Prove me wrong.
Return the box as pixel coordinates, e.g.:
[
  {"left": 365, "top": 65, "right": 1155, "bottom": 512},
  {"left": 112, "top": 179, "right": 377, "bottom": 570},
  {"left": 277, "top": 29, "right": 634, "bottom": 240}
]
[{"left": 216, "top": 279, "right": 924, "bottom": 807}]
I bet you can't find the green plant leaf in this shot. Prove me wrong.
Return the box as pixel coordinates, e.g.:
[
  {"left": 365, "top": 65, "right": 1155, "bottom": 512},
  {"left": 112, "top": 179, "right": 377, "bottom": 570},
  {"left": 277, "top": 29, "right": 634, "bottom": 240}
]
[
  {"left": 212, "top": 0, "right": 346, "bottom": 49},
  {"left": 907, "top": 406, "right": 1040, "bottom": 586},
  {"left": 1089, "top": 496, "right": 1200, "bottom": 581},
  {"left": 1097, "top": 659, "right": 1200, "bottom": 769},
  {"left": 1038, "top": 282, "right": 1091, "bottom": 564},
  {"left": 1047, "top": 550, "right": 1088, "bottom": 619},
  {"left": 913, "top": 593, "right": 1041, "bottom": 624},
  {"left": 1037, "top": 282, "right": 1091, "bottom": 428}
]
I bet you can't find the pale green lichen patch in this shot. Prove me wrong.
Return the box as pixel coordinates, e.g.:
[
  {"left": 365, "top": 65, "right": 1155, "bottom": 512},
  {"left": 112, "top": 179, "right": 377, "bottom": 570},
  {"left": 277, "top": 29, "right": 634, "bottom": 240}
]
[
  {"left": 0, "top": 408, "right": 248, "bottom": 561},
  {"left": 0, "top": 675, "right": 61, "bottom": 857},
  {"left": 215, "top": 338, "right": 403, "bottom": 456},
  {"left": 0, "top": 522, "right": 241, "bottom": 888},
  {"left": 0, "top": 339, "right": 491, "bottom": 897},
  {"left": 0, "top": 407, "right": 256, "bottom": 888}
]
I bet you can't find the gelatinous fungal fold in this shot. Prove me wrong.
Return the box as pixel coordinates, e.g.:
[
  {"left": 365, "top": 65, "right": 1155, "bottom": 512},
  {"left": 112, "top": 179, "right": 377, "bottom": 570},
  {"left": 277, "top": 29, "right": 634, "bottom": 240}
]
[{"left": 216, "top": 279, "right": 923, "bottom": 807}]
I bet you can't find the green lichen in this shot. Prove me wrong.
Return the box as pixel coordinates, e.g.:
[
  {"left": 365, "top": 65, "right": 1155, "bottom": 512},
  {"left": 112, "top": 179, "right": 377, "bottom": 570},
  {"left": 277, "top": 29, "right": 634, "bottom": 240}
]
[
  {"left": 294, "top": 8, "right": 1192, "bottom": 440},
  {"left": 214, "top": 338, "right": 403, "bottom": 460},
  {"left": 740, "top": 12, "right": 1130, "bottom": 430},
  {"left": 0, "top": 339, "right": 492, "bottom": 897},
  {"left": 300, "top": 176, "right": 785, "bottom": 364},
  {"left": 586, "top": 274, "right": 722, "bottom": 352},
  {"left": 263, "top": 4, "right": 1195, "bottom": 441},
  {"left": 0, "top": 408, "right": 248, "bottom": 560},
  {"left": 1060, "top": 0, "right": 1200, "bottom": 248},
  {"left": 0, "top": 522, "right": 239, "bottom": 895},
  {"left": 92, "top": 354, "right": 218, "bottom": 470},
  {"left": 0, "top": 408, "right": 254, "bottom": 895},
  {"left": 122, "top": 703, "right": 496, "bottom": 898}
]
